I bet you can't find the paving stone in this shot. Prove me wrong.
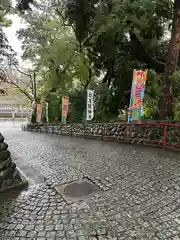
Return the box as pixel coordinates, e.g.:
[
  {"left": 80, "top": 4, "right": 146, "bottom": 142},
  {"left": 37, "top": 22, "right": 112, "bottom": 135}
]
[
  {"left": 78, "top": 236, "right": 88, "bottom": 240},
  {"left": 17, "top": 230, "right": 27, "bottom": 237},
  {"left": 27, "top": 231, "right": 38, "bottom": 238},
  {"left": 25, "top": 225, "right": 35, "bottom": 231},
  {"left": 56, "top": 231, "right": 65, "bottom": 237},
  {"left": 38, "top": 231, "right": 46, "bottom": 237},
  {"left": 45, "top": 225, "right": 54, "bottom": 231},
  {"left": 46, "top": 231, "right": 56, "bottom": 238},
  {"left": 172, "top": 237, "right": 180, "bottom": 240},
  {"left": 2, "top": 124, "right": 180, "bottom": 239},
  {"left": 54, "top": 224, "right": 64, "bottom": 230}
]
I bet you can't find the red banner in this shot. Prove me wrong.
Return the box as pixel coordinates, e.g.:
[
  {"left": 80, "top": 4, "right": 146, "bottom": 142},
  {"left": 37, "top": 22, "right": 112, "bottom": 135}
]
[
  {"left": 62, "top": 96, "right": 69, "bottom": 124},
  {"left": 36, "top": 104, "right": 42, "bottom": 123}
]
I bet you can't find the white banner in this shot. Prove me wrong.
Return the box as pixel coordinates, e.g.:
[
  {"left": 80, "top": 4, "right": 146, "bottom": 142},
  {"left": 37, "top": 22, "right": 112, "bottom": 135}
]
[
  {"left": 45, "top": 102, "right": 49, "bottom": 122},
  {"left": 86, "top": 89, "right": 94, "bottom": 121}
]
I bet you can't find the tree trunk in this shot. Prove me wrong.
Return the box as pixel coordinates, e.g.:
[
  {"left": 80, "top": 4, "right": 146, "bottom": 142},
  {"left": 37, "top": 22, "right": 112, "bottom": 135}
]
[
  {"left": 160, "top": 0, "right": 180, "bottom": 119},
  {"left": 33, "top": 72, "right": 37, "bottom": 102}
]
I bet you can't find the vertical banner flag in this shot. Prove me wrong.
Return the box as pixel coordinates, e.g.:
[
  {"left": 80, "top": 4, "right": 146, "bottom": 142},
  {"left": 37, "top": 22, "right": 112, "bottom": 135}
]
[
  {"left": 36, "top": 104, "right": 42, "bottom": 123},
  {"left": 128, "top": 70, "right": 147, "bottom": 123},
  {"left": 61, "top": 96, "right": 69, "bottom": 124},
  {"left": 86, "top": 89, "right": 94, "bottom": 121},
  {"left": 45, "top": 102, "right": 49, "bottom": 123}
]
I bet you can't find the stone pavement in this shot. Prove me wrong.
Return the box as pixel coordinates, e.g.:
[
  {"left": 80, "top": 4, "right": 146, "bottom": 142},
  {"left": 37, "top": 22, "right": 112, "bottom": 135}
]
[{"left": 1, "top": 123, "right": 180, "bottom": 239}]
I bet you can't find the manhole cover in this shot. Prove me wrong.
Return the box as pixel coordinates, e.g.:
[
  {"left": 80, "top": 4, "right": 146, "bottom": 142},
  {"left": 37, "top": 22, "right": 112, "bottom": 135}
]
[
  {"left": 64, "top": 182, "right": 93, "bottom": 197},
  {"left": 55, "top": 178, "right": 103, "bottom": 203}
]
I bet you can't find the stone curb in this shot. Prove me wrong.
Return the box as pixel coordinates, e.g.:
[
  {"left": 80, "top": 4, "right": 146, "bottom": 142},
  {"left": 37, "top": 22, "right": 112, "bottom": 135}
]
[{"left": 0, "top": 167, "right": 28, "bottom": 194}]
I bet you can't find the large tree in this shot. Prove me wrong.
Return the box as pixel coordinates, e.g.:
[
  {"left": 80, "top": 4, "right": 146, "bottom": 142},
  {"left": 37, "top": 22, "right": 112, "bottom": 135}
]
[
  {"left": 160, "top": 0, "right": 180, "bottom": 118},
  {"left": 17, "top": 1, "right": 98, "bottom": 121},
  {"left": 17, "top": 0, "right": 180, "bottom": 120},
  {"left": 66, "top": 0, "right": 180, "bottom": 119}
]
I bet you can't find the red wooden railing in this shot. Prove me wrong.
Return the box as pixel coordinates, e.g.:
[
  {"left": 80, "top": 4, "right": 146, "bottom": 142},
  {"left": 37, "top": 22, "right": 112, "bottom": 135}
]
[{"left": 120, "top": 123, "right": 180, "bottom": 151}]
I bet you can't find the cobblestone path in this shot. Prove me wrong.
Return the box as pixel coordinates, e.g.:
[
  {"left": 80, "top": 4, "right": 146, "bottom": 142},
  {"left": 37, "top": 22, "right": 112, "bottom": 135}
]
[{"left": 1, "top": 122, "right": 180, "bottom": 239}]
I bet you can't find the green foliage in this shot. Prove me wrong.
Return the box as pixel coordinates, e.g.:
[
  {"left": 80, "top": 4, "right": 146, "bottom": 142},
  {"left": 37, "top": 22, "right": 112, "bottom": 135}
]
[
  {"left": 65, "top": 0, "right": 177, "bottom": 120},
  {"left": 17, "top": 0, "right": 34, "bottom": 11},
  {"left": 15, "top": 0, "right": 180, "bottom": 122},
  {"left": 69, "top": 90, "right": 86, "bottom": 122},
  {"left": 172, "top": 70, "right": 180, "bottom": 120},
  {"left": 31, "top": 108, "right": 36, "bottom": 123},
  {"left": 17, "top": 6, "right": 85, "bottom": 94},
  {"left": 47, "top": 94, "right": 62, "bottom": 122},
  {"left": 93, "top": 83, "right": 116, "bottom": 121},
  {"left": 173, "top": 103, "right": 180, "bottom": 120}
]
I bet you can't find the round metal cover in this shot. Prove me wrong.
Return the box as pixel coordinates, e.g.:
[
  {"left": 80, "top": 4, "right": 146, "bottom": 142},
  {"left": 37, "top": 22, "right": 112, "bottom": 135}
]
[{"left": 64, "top": 182, "right": 93, "bottom": 197}]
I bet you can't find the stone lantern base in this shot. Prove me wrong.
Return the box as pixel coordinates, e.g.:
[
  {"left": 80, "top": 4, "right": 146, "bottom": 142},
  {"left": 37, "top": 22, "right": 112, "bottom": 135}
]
[{"left": 0, "top": 133, "right": 28, "bottom": 193}]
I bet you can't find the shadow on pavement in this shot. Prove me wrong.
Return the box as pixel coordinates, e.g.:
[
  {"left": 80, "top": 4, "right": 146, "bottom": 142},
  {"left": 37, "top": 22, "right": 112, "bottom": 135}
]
[{"left": 0, "top": 189, "right": 22, "bottom": 204}]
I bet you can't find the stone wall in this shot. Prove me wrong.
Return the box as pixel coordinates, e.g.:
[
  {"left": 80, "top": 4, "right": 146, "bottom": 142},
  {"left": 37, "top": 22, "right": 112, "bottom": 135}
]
[
  {"left": 22, "top": 122, "right": 180, "bottom": 149},
  {"left": 23, "top": 123, "right": 172, "bottom": 146}
]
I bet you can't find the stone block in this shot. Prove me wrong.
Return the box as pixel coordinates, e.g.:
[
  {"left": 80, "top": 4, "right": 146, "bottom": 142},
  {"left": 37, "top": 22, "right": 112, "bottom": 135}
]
[
  {"left": 0, "top": 133, "right": 4, "bottom": 143},
  {"left": 0, "top": 158, "right": 12, "bottom": 171},
  {"left": 0, "top": 150, "right": 10, "bottom": 162},
  {"left": 0, "top": 165, "right": 16, "bottom": 180},
  {"left": 0, "top": 142, "right": 8, "bottom": 151}
]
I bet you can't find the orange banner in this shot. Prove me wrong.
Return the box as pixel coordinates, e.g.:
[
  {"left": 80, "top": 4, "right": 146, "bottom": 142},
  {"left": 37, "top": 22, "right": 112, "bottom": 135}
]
[
  {"left": 128, "top": 70, "right": 147, "bottom": 122},
  {"left": 36, "top": 104, "right": 42, "bottom": 123}
]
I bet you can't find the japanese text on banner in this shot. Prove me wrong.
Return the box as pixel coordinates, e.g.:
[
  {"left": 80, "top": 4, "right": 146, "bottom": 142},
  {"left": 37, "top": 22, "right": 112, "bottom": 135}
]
[
  {"left": 86, "top": 89, "right": 94, "bottom": 121},
  {"left": 45, "top": 102, "right": 49, "bottom": 123},
  {"left": 128, "top": 70, "right": 147, "bottom": 123}
]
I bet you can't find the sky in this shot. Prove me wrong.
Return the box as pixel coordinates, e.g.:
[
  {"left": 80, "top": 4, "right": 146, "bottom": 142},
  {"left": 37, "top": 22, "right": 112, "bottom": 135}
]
[
  {"left": 4, "top": 15, "right": 23, "bottom": 57},
  {"left": 3, "top": 0, "right": 25, "bottom": 63}
]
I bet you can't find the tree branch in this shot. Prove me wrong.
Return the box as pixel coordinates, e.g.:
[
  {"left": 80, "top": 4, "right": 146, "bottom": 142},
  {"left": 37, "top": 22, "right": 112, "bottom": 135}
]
[
  {"left": 55, "top": 7, "right": 76, "bottom": 36},
  {"left": 129, "top": 31, "right": 165, "bottom": 72},
  {"left": 13, "top": 64, "right": 32, "bottom": 78},
  {"left": 0, "top": 69, "right": 34, "bottom": 102},
  {"left": 7, "top": 80, "right": 34, "bottom": 101}
]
